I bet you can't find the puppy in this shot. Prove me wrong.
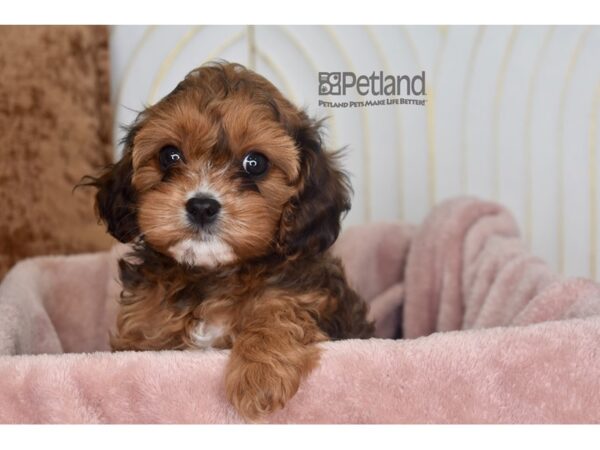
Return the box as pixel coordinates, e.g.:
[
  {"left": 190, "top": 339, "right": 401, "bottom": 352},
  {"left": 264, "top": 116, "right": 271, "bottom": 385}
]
[{"left": 87, "top": 62, "right": 373, "bottom": 421}]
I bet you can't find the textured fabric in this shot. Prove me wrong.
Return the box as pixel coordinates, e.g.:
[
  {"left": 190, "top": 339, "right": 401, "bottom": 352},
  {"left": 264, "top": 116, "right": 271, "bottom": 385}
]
[
  {"left": 0, "top": 26, "right": 114, "bottom": 280},
  {"left": 0, "top": 197, "right": 599, "bottom": 423}
]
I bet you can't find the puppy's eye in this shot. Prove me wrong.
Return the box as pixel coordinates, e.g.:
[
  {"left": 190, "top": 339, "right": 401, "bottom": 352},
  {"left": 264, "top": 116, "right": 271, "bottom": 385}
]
[
  {"left": 159, "top": 146, "right": 184, "bottom": 170},
  {"left": 242, "top": 151, "right": 269, "bottom": 176}
]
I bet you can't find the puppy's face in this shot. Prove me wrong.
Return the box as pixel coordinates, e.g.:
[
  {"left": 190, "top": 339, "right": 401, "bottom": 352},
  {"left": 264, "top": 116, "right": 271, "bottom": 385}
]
[
  {"left": 92, "top": 63, "right": 351, "bottom": 268},
  {"left": 130, "top": 88, "right": 301, "bottom": 267}
]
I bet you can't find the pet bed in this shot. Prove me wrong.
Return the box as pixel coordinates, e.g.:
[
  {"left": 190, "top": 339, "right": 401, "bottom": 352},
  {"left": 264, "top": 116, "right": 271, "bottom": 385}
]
[{"left": 0, "top": 197, "right": 599, "bottom": 423}]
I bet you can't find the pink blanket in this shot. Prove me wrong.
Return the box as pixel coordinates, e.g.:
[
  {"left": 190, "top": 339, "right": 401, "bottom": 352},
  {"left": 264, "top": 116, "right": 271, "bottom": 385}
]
[{"left": 1, "top": 197, "right": 599, "bottom": 423}]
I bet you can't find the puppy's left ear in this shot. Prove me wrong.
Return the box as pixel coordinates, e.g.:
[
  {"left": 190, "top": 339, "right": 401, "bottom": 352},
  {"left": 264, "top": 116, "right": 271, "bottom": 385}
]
[{"left": 276, "top": 115, "right": 352, "bottom": 257}]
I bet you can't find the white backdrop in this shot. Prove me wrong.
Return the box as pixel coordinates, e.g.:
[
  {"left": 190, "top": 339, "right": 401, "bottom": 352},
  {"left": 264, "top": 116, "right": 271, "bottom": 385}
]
[{"left": 110, "top": 25, "right": 600, "bottom": 281}]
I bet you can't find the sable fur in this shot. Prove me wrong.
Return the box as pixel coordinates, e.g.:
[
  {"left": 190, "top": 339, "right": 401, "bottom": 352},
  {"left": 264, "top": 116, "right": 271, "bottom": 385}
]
[{"left": 85, "top": 62, "right": 374, "bottom": 421}]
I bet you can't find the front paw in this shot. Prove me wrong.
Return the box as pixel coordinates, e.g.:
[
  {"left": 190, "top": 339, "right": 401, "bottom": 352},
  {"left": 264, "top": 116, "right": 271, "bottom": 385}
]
[{"left": 225, "top": 360, "right": 301, "bottom": 422}]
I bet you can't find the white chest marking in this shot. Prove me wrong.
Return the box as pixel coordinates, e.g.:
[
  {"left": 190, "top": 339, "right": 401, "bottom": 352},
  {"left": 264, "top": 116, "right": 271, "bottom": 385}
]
[
  {"left": 168, "top": 238, "right": 236, "bottom": 268},
  {"left": 190, "top": 321, "right": 226, "bottom": 349}
]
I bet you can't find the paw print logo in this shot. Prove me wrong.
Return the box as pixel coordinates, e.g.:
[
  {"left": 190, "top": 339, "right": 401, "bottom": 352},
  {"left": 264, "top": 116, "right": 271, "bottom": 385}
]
[{"left": 319, "top": 72, "right": 341, "bottom": 95}]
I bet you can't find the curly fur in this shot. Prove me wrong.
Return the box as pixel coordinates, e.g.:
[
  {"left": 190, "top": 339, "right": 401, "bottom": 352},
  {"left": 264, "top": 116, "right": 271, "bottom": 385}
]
[{"left": 85, "top": 62, "right": 374, "bottom": 421}]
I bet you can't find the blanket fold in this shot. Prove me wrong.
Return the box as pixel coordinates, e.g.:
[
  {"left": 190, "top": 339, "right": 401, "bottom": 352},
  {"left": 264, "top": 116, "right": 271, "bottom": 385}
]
[{"left": 0, "top": 197, "right": 599, "bottom": 423}]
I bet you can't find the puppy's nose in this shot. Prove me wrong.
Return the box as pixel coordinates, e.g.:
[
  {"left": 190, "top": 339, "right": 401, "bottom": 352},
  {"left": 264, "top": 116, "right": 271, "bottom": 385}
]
[{"left": 185, "top": 196, "right": 221, "bottom": 226}]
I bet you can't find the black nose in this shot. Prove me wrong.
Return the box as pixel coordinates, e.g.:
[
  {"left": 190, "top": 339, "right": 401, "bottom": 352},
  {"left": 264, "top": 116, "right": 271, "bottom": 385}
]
[{"left": 185, "top": 196, "right": 221, "bottom": 226}]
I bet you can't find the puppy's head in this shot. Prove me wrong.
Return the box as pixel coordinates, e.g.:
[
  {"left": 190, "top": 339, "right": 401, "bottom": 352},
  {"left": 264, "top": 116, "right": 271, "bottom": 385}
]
[{"left": 92, "top": 62, "right": 350, "bottom": 268}]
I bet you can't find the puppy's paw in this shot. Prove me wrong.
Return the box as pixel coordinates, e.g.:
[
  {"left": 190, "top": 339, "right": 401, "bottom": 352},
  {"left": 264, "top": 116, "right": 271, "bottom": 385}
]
[{"left": 225, "top": 360, "right": 300, "bottom": 422}]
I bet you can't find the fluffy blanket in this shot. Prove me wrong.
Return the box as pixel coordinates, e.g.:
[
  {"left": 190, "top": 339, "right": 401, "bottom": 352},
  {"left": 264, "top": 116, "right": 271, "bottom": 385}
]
[{"left": 0, "top": 197, "right": 599, "bottom": 423}]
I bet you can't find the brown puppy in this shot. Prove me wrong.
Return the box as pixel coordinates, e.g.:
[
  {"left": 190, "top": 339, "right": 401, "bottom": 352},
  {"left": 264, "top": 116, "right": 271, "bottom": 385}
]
[{"left": 86, "top": 62, "right": 373, "bottom": 421}]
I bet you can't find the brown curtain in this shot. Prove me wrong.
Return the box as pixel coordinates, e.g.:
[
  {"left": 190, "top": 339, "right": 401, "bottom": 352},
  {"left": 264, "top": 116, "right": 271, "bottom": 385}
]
[{"left": 0, "top": 26, "right": 115, "bottom": 280}]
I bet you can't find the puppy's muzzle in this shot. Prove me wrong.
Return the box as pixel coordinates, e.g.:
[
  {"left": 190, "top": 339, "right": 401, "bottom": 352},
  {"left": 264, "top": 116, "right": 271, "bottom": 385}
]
[{"left": 186, "top": 195, "right": 221, "bottom": 227}]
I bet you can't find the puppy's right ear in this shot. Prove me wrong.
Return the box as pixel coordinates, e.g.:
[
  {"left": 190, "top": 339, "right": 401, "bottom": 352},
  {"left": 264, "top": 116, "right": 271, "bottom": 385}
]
[
  {"left": 81, "top": 148, "right": 139, "bottom": 244},
  {"left": 95, "top": 150, "right": 139, "bottom": 243}
]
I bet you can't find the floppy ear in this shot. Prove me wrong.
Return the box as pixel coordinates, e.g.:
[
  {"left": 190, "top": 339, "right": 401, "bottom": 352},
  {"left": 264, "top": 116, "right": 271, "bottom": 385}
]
[
  {"left": 79, "top": 124, "right": 140, "bottom": 244},
  {"left": 276, "top": 116, "right": 352, "bottom": 257},
  {"left": 92, "top": 149, "right": 139, "bottom": 243}
]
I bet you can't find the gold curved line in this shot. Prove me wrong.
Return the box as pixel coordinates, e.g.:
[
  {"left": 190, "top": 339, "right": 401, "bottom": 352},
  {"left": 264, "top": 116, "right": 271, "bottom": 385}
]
[
  {"left": 426, "top": 26, "right": 449, "bottom": 206},
  {"left": 557, "top": 26, "right": 592, "bottom": 274},
  {"left": 146, "top": 28, "right": 285, "bottom": 102},
  {"left": 277, "top": 26, "right": 340, "bottom": 151},
  {"left": 400, "top": 26, "right": 422, "bottom": 69},
  {"left": 157, "top": 29, "right": 245, "bottom": 97},
  {"left": 204, "top": 29, "right": 246, "bottom": 62},
  {"left": 492, "top": 26, "right": 520, "bottom": 199},
  {"left": 589, "top": 79, "right": 600, "bottom": 280},
  {"left": 112, "top": 26, "right": 157, "bottom": 118},
  {"left": 401, "top": 26, "right": 439, "bottom": 207},
  {"left": 524, "top": 26, "right": 555, "bottom": 245},
  {"left": 254, "top": 47, "right": 299, "bottom": 105},
  {"left": 247, "top": 25, "right": 256, "bottom": 70},
  {"left": 200, "top": 28, "right": 300, "bottom": 113},
  {"left": 323, "top": 25, "right": 373, "bottom": 222},
  {"left": 147, "top": 26, "right": 204, "bottom": 104},
  {"left": 460, "top": 26, "right": 486, "bottom": 193},
  {"left": 365, "top": 25, "right": 406, "bottom": 219}
]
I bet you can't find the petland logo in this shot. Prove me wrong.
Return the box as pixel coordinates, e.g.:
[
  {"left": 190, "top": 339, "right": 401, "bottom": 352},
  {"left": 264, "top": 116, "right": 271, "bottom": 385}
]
[{"left": 318, "top": 71, "right": 427, "bottom": 108}]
